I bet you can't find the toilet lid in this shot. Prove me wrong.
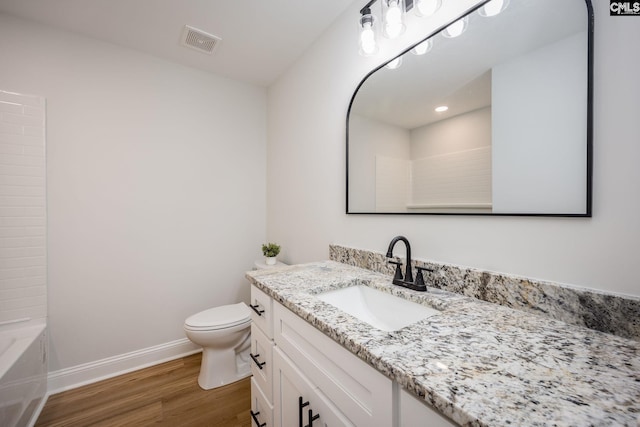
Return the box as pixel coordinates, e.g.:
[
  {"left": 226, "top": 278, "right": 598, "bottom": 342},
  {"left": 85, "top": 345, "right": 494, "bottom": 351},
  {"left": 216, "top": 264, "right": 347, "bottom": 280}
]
[{"left": 185, "top": 302, "right": 251, "bottom": 330}]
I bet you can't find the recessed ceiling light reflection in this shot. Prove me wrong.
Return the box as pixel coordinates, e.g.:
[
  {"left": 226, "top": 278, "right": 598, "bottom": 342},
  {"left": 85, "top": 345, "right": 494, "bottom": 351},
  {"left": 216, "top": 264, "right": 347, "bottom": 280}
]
[{"left": 435, "top": 105, "right": 448, "bottom": 112}]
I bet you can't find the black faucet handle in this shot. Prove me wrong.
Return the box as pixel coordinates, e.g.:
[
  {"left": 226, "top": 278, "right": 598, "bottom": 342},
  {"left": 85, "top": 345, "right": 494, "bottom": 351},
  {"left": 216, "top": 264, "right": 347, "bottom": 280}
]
[
  {"left": 388, "top": 260, "right": 403, "bottom": 281},
  {"left": 415, "top": 266, "right": 434, "bottom": 291}
]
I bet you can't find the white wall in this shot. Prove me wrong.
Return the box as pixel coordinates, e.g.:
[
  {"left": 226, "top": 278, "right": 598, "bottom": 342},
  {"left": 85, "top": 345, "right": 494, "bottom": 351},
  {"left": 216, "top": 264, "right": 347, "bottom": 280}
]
[
  {"left": 0, "top": 13, "right": 267, "bottom": 373},
  {"left": 349, "top": 114, "right": 410, "bottom": 211},
  {"left": 492, "top": 33, "right": 587, "bottom": 214},
  {"left": 410, "top": 107, "right": 491, "bottom": 159},
  {"left": 267, "top": 1, "right": 640, "bottom": 297},
  {"left": 375, "top": 156, "right": 410, "bottom": 212}
]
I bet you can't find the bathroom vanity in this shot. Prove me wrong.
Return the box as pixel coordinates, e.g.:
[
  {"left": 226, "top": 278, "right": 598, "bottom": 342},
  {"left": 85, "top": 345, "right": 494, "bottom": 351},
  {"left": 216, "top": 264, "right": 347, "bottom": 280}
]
[
  {"left": 246, "top": 261, "right": 640, "bottom": 426},
  {"left": 248, "top": 283, "right": 453, "bottom": 427}
]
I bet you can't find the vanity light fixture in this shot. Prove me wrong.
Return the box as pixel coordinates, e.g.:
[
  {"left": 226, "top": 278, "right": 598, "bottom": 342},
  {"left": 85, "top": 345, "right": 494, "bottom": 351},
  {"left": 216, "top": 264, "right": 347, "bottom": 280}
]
[
  {"left": 478, "top": 0, "right": 509, "bottom": 17},
  {"left": 359, "top": 7, "right": 378, "bottom": 56},
  {"left": 435, "top": 105, "right": 448, "bottom": 112},
  {"left": 386, "top": 56, "right": 403, "bottom": 69},
  {"left": 442, "top": 16, "right": 468, "bottom": 38},
  {"left": 356, "top": 0, "right": 473, "bottom": 56},
  {"left": 414, "top": 0, "right": 441, "bottom": 17},
  {"left": 384, "top": 0, "right": 406, "bottom": 39},
  {"left": 411, "top": 38, "right": 433, "bottom": 55}
]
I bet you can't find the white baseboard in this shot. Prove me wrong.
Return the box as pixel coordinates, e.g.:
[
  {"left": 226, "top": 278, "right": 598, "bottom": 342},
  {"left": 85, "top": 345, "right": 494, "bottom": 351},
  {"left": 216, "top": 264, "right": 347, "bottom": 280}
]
[{"left": 47, "top": 338, "right": 201, "bottom": 394}]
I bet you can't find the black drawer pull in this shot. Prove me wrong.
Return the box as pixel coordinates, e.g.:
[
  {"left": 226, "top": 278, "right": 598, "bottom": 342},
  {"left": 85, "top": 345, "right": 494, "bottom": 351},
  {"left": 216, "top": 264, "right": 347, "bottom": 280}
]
[
  {"left": 250, "top": 353, "right": 266, "bottom": 369},
  {"left": 250, "top": 304, "right": 265, "bottom": 316},
  {"left": 250, "top": 410, "right": 266, "bottom": 427},
  {"left": 298, "top": 396, "right": 309, "bottom": 427},
  {"left": 306, "top": 409, "right": 320, "bottom": 427}
]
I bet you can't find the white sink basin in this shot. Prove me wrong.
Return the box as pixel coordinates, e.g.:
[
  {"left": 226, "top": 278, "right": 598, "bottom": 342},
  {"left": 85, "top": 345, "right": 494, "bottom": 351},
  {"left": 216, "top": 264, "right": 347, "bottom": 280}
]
[{"left": 316, "top": 285, "right": 439, "bottom": 332}]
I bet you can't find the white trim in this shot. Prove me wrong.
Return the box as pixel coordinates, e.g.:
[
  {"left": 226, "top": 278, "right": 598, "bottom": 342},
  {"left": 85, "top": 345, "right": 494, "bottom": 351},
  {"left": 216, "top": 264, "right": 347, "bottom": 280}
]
[
  {"left": 47, "top": 338, "right": 201, "bottom": 394},
  {"left": 406, "top": 203, "right": 492, "bottom": 209}
]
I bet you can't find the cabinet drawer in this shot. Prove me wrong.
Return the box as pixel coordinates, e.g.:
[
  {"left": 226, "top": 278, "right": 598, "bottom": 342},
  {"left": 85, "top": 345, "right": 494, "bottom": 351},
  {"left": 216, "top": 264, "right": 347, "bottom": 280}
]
[
  {"left": 251, "top": 377, "right": 274, "bottom": 427},
  {"left": 273, "top": 303, "right": 393, "bottom": 427},
  {"left": 251, "top": 285, "right": 273, "bottom": 339},
  {"left": 250, "top": 324, "right": 273, "bottom": 403}
]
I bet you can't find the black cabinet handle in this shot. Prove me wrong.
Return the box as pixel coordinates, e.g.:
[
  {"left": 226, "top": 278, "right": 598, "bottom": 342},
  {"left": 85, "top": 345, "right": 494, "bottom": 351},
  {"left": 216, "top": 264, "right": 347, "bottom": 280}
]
[
  {"left": 305, "top": 409, "right": 320, "bottom": 427},
  {"left": 298, "top": 396, "right": 309, "bottom": 427},
  {"left": 250, "top": 353, "right": 266, "bottom": 370},
  {"left": 250, "top": 304, "right": 265, "bottom": 316},
  {"left": 250, "top": 410, "right": 266, "bottom": 427}
]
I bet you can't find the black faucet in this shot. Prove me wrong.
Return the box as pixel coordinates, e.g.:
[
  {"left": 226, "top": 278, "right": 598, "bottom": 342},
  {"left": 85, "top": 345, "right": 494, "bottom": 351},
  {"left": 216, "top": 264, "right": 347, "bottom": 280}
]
[{"left": 385, "top": 236, "right": 430, "bottom": 292}]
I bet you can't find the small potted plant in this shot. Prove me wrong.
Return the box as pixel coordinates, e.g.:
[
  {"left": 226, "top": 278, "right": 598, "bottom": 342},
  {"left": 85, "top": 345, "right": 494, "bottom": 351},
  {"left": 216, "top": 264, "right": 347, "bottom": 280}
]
[{"left": 262, "top": 243, "right": 281, "bottom": 265}]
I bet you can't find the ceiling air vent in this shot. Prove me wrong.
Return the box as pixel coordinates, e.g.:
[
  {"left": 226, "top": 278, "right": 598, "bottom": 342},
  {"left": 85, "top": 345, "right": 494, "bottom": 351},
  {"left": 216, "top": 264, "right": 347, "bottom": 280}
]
[{"left": 181, "top": 25, "right": 221, "bottom": 55}]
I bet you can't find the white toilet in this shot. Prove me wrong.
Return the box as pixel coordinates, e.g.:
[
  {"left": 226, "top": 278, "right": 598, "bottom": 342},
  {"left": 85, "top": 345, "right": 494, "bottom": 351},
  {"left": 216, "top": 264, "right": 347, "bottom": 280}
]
[{"left": 184, "top": 302, "right": 251, "bottom": 390}]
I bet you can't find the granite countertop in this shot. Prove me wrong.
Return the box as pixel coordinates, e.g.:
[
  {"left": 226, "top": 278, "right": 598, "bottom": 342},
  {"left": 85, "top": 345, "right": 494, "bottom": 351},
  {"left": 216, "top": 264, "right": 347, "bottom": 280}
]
[{"left": 245, "top": 261, "right": 640, "bottom": 427}]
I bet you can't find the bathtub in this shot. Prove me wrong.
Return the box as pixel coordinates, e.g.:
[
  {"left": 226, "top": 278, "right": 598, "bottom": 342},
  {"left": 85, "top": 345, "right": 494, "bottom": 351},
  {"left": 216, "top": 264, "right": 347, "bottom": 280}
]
[{"left": 0, "top": 320, "right": 47, "bottom": 427}]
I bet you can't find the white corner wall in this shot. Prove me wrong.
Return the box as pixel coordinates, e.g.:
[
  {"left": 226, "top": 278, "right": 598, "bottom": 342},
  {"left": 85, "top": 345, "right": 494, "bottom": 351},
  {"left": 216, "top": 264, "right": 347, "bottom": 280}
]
[
  {"left": 267, "top": 1, "right": 640, "bottom": 297},
  {"left": 0, "top": 12, "right": 267, "bottom": 383}
]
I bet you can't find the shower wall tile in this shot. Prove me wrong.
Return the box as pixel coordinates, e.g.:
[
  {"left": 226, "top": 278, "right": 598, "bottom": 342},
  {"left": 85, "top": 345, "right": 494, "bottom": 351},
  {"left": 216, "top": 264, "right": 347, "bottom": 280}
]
[{"left": 0, "top": 90, "right": 46, "bottom": 325}]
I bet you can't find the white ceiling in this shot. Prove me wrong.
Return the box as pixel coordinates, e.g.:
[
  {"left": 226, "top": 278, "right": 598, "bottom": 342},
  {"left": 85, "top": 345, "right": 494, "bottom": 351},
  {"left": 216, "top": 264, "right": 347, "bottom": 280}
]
[{"left": 0, "top": 0, "right": 358, "bottom": 87}]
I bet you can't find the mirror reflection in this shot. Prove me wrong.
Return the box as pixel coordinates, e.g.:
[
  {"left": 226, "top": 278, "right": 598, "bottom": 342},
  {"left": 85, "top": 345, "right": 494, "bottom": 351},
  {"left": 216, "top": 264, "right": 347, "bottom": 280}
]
[{"left": 347, "top": 0, "right": 591, "bottom": 215}]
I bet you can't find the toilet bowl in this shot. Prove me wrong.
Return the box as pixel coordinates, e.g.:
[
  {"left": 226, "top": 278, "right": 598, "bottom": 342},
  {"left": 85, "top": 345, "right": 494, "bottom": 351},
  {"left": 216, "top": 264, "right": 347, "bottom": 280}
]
[{"left": 184, "top": 302, "right": 251, "bottom": 390}]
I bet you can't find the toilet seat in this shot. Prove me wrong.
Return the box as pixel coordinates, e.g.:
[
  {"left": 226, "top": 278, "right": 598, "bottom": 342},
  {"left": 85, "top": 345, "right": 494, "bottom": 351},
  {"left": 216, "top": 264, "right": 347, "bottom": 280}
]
[{"left": 184, "top": 302, "right": 251, "bottom": 331}]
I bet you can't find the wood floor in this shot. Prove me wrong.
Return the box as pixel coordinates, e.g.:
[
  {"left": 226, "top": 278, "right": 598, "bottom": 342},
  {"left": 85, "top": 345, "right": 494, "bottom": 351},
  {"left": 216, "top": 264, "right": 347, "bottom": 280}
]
[{"left": 35, "top": 353, "right": 251, "bottom": 427}]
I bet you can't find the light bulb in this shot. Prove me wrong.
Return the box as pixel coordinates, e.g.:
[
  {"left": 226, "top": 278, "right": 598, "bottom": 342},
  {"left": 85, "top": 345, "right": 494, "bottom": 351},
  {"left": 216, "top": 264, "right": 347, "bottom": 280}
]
[
  {"left": 435, "top": 105, "right": 448, "bottom": 112},
  {"left": 360, "top": 23, "right": 377, "bottom": 55},
  {"left": 443, "top": 17, "right": 467, "bottom": 38},
  {"left": 411, "top": 38, "right": 433, "bottom": 55},
  {"left": 415, "top": 0, "right": 441, "bottom": 17},
  {"left": 359, "top": 9, "right": 378, "bottom": 56},
  {"left": 386, "top": 56, "right": 403, "bottom": 69},
  {"left": 479, "top": 0, "right": 508, "bottom": 17},
  {"left": 384, "top": 0, "right": 405, "bottom": 39}
]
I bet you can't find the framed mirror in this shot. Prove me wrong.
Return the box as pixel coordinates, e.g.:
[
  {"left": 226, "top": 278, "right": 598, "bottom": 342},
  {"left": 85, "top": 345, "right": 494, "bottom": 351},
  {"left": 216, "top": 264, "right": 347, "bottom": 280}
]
[{"left": 347, "top": 0, "right": 593, "bottom": 216}]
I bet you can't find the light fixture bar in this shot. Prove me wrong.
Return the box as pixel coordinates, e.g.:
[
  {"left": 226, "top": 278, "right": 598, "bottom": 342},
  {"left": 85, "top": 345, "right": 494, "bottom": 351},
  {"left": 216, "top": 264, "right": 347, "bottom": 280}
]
[
  {"left": 360, "top": 0, "right": 413, "bottom": 15},
  {"left": 359, "top": 0, "right": 377, "bottom": 14}
]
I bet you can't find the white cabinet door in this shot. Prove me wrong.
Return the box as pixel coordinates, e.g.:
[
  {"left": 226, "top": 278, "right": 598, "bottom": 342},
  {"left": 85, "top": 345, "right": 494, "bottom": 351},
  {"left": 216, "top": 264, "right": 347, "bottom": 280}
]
[
  {"left": 251, "top": 378, "right": 274, "bottom": 427},
  {"left": 273, "top": 347, "right": 353, "bottom": 427},
  {"left": 273, "top": 302, "right": 392, "bottom": 426}
]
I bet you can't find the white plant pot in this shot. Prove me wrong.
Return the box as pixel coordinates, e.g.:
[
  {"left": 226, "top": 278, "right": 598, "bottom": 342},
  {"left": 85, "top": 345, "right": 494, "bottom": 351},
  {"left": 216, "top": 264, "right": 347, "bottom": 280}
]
[{"left": 265, "top": 257, "right": 277, "bottom": 265}]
